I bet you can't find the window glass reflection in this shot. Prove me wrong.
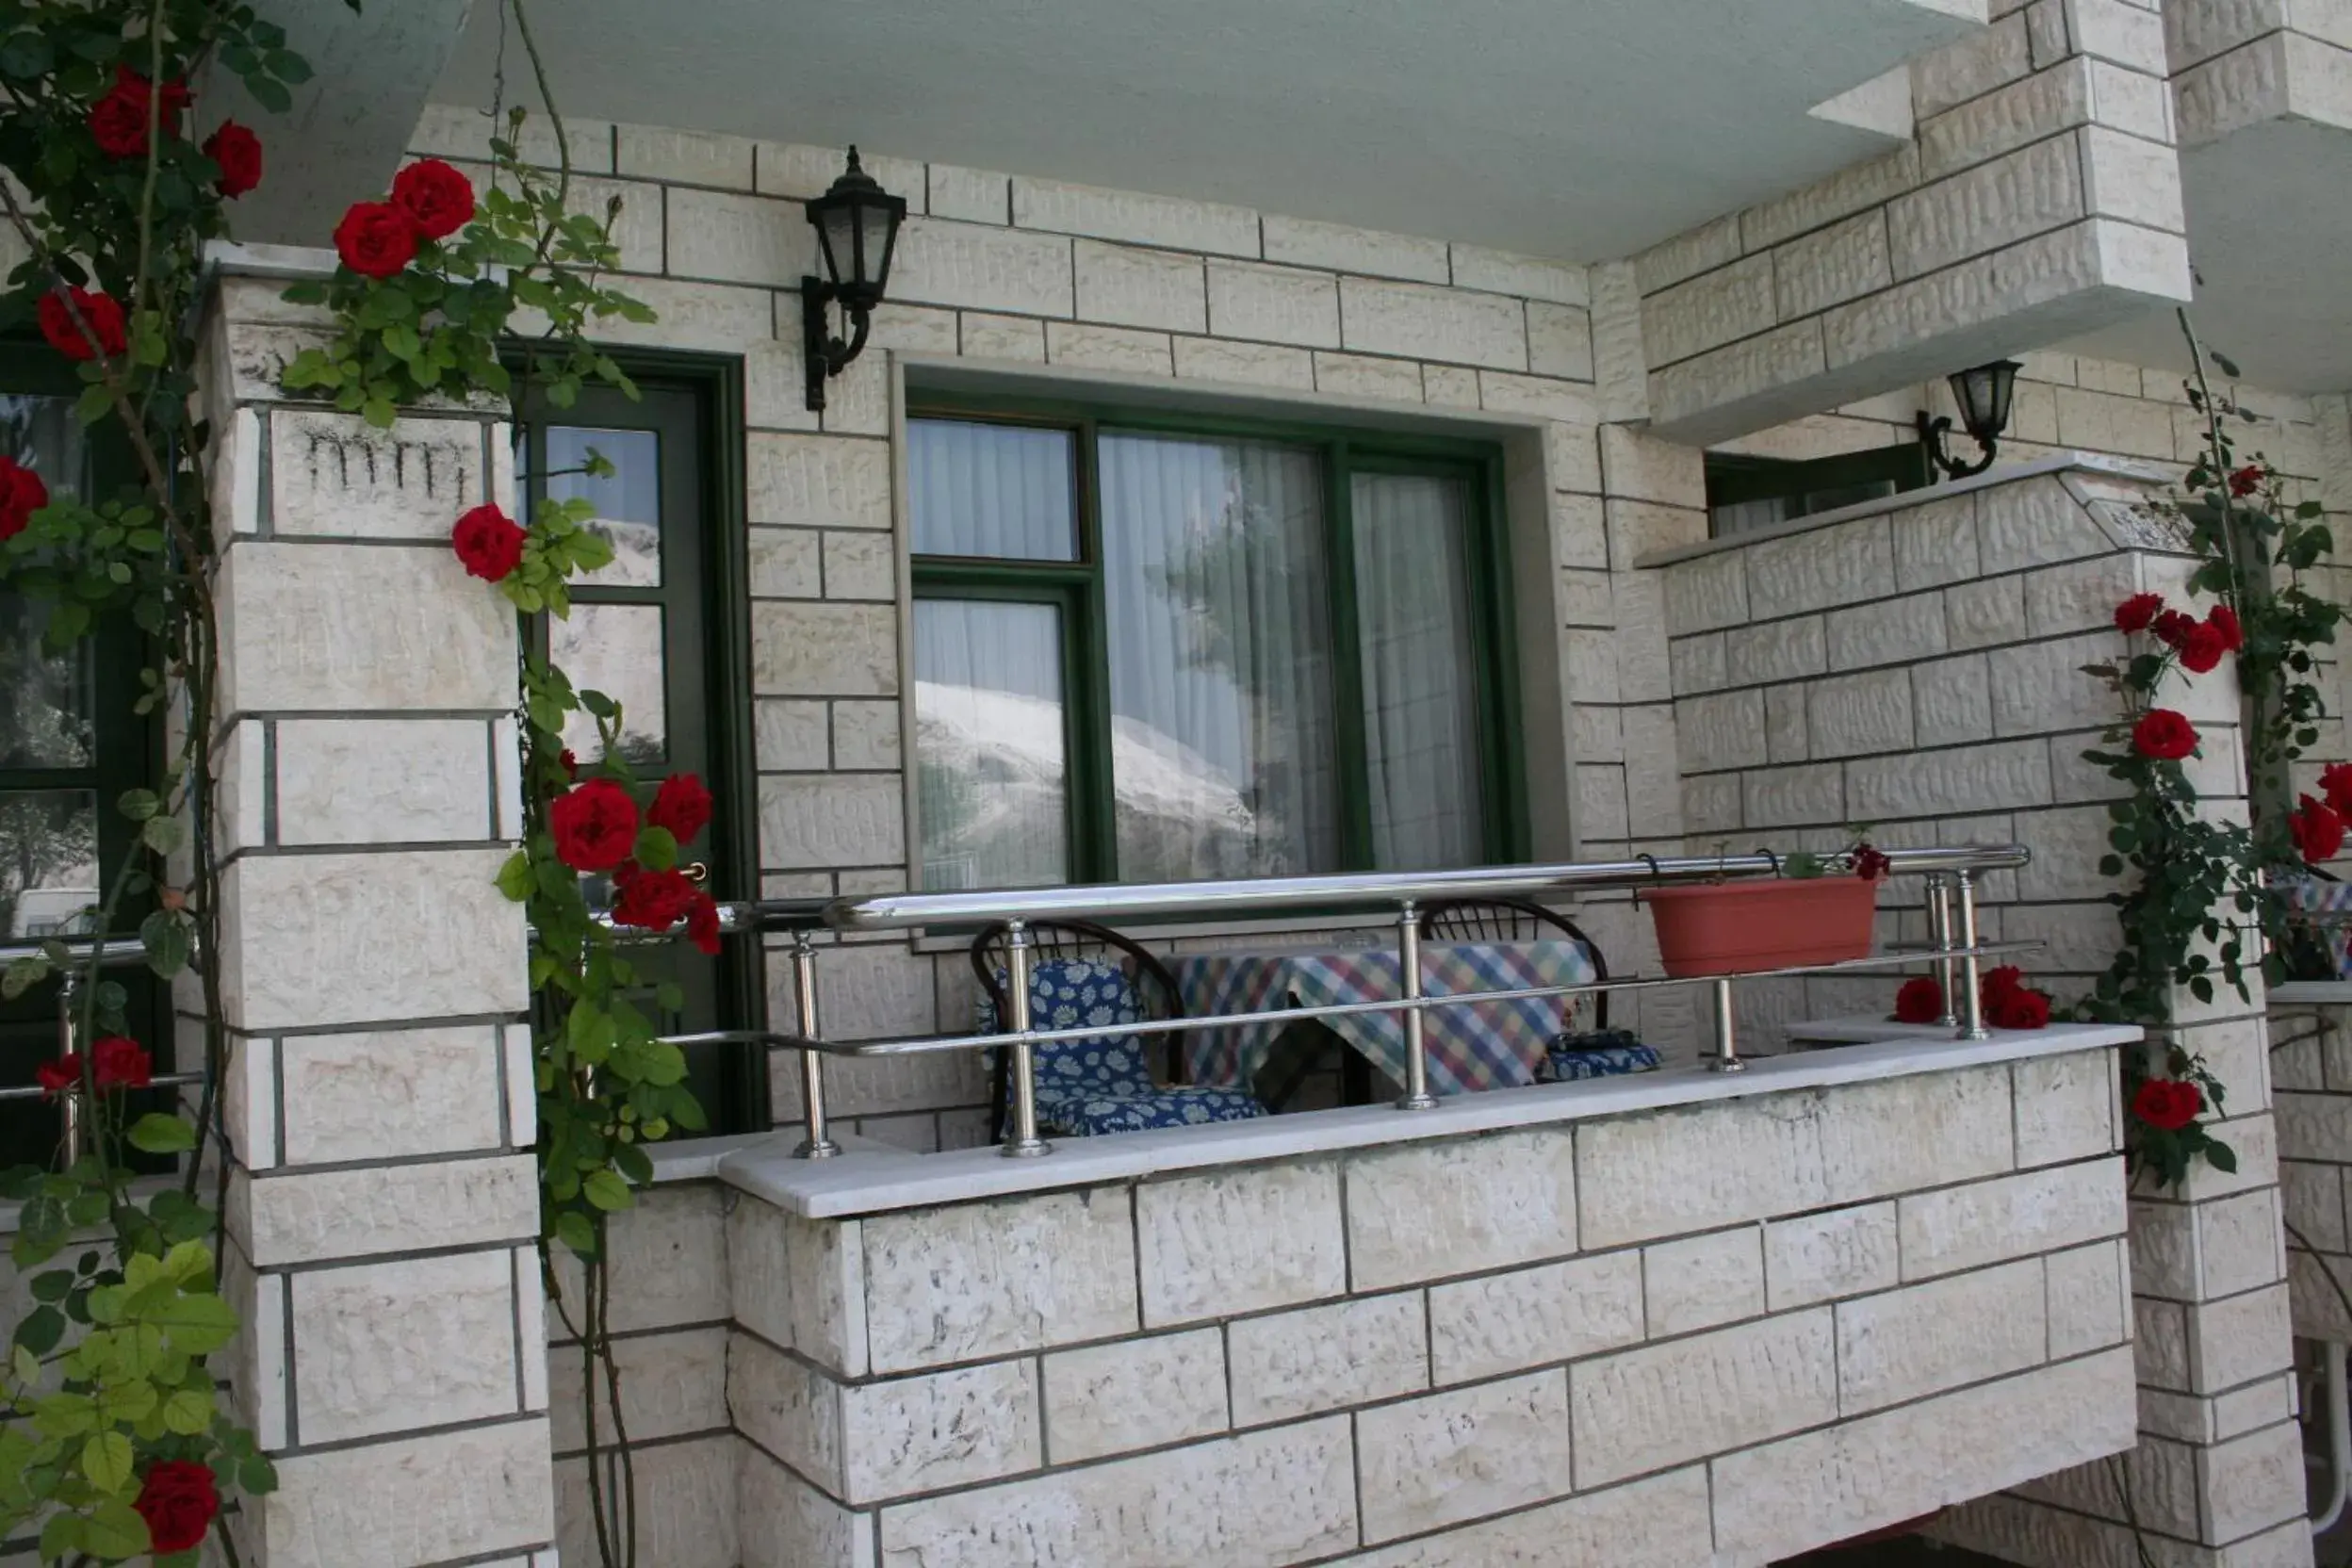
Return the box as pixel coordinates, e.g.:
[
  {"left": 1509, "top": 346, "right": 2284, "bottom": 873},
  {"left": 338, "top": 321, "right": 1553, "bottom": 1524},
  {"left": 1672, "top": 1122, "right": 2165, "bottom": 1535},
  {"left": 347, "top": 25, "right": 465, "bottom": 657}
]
[
  {"left": 913, "top": 599, "right": 1070, "bottom": 890},
  {"left": 550, "top": 604, "right": 668, "bottom": 768},
  {"left": 0, "top": 397, "right": 94, "bottom": 769},
  {"left": 547, "top": 426, "right": 662, "bottom": 586},
  {"left": 0, "top": 789, "right": 99, "bottom": 937}
]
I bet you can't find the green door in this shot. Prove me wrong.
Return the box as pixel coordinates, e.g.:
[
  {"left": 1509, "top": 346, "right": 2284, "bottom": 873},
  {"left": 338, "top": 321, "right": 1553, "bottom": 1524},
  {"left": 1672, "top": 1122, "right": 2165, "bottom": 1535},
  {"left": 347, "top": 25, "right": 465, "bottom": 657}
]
[{"left": 518, "top": 372, "right": 761, "bottom": 1132}]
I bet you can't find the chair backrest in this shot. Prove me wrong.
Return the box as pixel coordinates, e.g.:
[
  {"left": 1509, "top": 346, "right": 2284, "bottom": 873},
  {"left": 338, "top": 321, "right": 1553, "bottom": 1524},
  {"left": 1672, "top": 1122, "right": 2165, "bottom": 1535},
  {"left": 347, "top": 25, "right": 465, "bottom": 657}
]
[
  {"left": 1416, "top": 897, "right": 1610, "bottom": 1031},
  {"left": 969, "top": 920, "right": 1189, "bottom": 1136}
]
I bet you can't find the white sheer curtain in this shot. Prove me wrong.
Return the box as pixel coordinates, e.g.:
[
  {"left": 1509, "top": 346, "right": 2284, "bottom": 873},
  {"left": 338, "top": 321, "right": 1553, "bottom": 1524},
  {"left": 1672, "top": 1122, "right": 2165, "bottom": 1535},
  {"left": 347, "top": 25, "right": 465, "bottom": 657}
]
[
  {"left": 1351, "top": 471, "right": 1484, "bottom": 870},
  {"left": 907, "top": 418, "right": 1076, "bottom": 560},
  {"left": 911, "top": 599, "right": 1070, "bottom": 890},
  {"left": 1099, "top": 432, "right": 1340, "bottom": 880}
]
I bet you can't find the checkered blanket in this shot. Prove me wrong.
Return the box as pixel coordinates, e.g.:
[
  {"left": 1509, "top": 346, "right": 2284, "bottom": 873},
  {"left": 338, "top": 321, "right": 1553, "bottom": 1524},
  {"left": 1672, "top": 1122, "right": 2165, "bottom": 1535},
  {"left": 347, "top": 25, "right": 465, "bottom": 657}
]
[
  {"left": 2278, "top": 875, "right": 2352, "bottom": 976},
  {"left": 1172, "top": 941, "right": 1599, "bottom": 1098}
]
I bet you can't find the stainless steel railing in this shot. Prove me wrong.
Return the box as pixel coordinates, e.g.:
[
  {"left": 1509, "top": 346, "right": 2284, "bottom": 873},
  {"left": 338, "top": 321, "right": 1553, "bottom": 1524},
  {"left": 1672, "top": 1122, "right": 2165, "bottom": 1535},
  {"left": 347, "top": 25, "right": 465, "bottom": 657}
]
[{"left": 764, "top": 844, "right": 2032, "bottom": 1160}]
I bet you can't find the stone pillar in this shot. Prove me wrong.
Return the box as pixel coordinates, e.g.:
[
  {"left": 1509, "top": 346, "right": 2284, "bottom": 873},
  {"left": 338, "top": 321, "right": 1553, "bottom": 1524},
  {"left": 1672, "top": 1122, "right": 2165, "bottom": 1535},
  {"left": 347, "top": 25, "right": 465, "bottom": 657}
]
[{"left": 193, "top": 253, "right": 553, "bottom": 1567}]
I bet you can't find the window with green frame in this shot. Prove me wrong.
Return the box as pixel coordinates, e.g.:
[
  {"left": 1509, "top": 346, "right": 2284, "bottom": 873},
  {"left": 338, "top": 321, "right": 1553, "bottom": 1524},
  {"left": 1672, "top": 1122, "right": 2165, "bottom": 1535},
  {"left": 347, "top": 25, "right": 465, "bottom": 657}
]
[
  {"left": 0, "top": 344, "right": 155, "bottom": 1164},
  {"left": 906, "top": 396, "right": 1526, "bottom": 890},
  {"left": 1706, "top": 443, "right": 1929, "bottom": 538}
]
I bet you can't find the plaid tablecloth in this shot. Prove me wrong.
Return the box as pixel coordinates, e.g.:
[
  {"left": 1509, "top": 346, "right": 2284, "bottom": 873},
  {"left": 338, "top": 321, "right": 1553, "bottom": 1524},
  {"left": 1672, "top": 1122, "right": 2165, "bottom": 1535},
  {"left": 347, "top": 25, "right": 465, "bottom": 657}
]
[
  {"left": 2279, "top": 875, "right": 2352, "bottom": 976},
  {"left": 1172, "top": 941, "right": 1598, "bottom": 1098}
]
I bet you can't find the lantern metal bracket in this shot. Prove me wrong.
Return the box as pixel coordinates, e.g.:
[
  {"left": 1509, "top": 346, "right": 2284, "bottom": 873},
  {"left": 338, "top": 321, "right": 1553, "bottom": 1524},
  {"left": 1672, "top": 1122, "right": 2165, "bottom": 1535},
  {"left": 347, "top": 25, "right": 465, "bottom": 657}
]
[
  {"left": 803, "top": 279, "right": 873, "bottom": 414},
  {"left": 1917, "top": 409, "right": 1999, "bottom": 481}
]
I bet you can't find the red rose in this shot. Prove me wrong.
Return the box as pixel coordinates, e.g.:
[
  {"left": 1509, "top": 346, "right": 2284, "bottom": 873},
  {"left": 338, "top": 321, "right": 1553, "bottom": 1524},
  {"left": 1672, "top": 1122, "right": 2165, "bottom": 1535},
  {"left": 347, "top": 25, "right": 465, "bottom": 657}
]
[
  {"left": 611, "top": 863, "right": 699, "bottom": 934},
  {"left": 2151, "top": 610, "right": 2196, "bottom": 649},
  {"left": 2132, "top": 1077, "right": 2203, "bottom": 1133},
  {"left": 686, "top": 892, "right": 723, "bottom": 956},
  {"left": 2322, "top": 762, "right": 2352, "bottom": 818},
  {"left": 1981, "top": 965, "right": 2024, "bottom": 1000},
  {"left": 334, "top": 200, "right": 419, "bottom": 280},
  {"left": 203, "top": 121, "right": 263, "bottom": 197},
  {"left": 134, "top": 1459, "right": 219, "bottom": 1555},
  {"left": 2132, "top": 709, "right": 2198, "bottom": 762},
  {"left": 88, "top": 67, "right": 189, "bottom": 159},
  {"left": 1850, "top": 843, "right": 1890, "bottom": 882},
  {"left": 37, "top": 287, "right": 127, "bottom": 361},
  {"left": 1893, "top": 976, "right": 1943, "bottom": 1024},
  {"left": 2207, "top": 605, "right": 2244, "bottom": 652},
  {"left": 2114, "top": 594, "right": 2164, "bottom": 634},
  {"left": 450, "top": 503, "right": 526, "bottom": 581},
  {"left": 2177, "top": 621, "right": 2227, "bottom": 675},
  {"left": 92, "top": 1035, "right": 152, "bottom": 1089},
  {"left": 549, "top": 778, "right": 639, "bottom": 872},
  {"left": 0, "top": 455, "right": 48, "bottom": 541},
  {"left": 2229, "top": 465, "right": 2264, "bottom": 498},
  {"left": 2292, "top": 794, "right": 2345, "bottom": 863},
  {"left": 648, "top": 773, "right": 712, "bottom": 844},
  {"left": 35, "top": 1054, "right": 81, "bottom": 1097},
  {"left": 1987, "top": 986, "right": 2051, "bottom": 1030},
  {"left": 560, "top": 749, "right": 580, "bottom": 780},
  {"left": 390, "top": 158, "right": 477, "bottom": 241}
]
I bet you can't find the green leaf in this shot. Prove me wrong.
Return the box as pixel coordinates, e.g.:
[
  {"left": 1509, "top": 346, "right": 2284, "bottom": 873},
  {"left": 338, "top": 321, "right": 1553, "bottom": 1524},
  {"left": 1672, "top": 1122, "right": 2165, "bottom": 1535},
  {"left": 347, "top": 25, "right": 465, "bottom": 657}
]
[
  {"left": 0, "top": 30, "right": 56, "bottom": 77},
  {"left": 29, "top": 1268, "right": 73, "bottom": 1303},
  {"left": 139, "top": 908, "right": 190, "bottom": 979},
  {"left": 634, "top": 825, "right": 678, "bottom": 871},
  {"left": 2209, "top": 349, "right": 2242, "bottom": 380},
  {"left": 128, "top": 1113, "right": 197, "bottom": 1155},
  {"left": 81, "top": 1497, "right": 150, "bottom": 1557},
  {"left": 496, "top": 851, "right": 533, "bottom": 902},
  {"left": 581, "top": 1168, "right": 633, "bottom": 1212},
  {"left": 140, "top": 814, "right": 185, "bottom": 856},
  {"left": 117, "top": 788, "right": 160, "bottom": 821},
  {"left": 13, "top": 1304, "right": 62, "bottom": 1355},
  {"left": 80, "top": 1429, "right": 133, "bottom": 1494},
  {"left": 554, "top": 1210, "right": 597, "bottom": 1256},
  {"left": 2204, "top": 1136, "right": 2238, "bottom": 1174},
  {"left": 160, "top": 1387, "right": 213, "bottom": 1435}
]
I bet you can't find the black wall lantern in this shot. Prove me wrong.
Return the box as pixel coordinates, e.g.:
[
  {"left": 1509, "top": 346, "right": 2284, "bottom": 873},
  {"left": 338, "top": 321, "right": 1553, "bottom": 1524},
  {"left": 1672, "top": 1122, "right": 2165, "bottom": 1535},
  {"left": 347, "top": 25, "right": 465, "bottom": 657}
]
[
  {"left": 1917, "top": 358, "right": 2021, "bottom": 481},
  {"left": 803, "top": 147, "right": 907, "bottom": 413}
]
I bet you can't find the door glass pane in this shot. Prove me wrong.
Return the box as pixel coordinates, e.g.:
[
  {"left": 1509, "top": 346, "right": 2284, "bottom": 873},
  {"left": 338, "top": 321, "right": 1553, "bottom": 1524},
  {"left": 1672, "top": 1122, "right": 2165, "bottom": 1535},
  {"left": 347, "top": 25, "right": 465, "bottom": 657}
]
[
  {"left": 1352, "top": 472, "right": 1485, "bottom": 871},
  {"left": 0, "top": 789, "right": 99, "bottom": 937},
  {"left": 0, "top": 394, "right": 86, "bottom": 501},
  {"left": 1099, "top": 432, "right": 1339, "bottom": 880},
  {"left": 551, "top": 604, "right": 667, "bottom": 769},
  {"left": 547, "top": 426, "right": 662, "bottom": 586},
  {"left": 0, "top": 597, "right": 94, "bottom": 769},
  {"left": 913, "top": 599, "right": 1070, "bottom": 890},
  {"left": 908, "top": 419, "right": 1077, "bottom": 561}
]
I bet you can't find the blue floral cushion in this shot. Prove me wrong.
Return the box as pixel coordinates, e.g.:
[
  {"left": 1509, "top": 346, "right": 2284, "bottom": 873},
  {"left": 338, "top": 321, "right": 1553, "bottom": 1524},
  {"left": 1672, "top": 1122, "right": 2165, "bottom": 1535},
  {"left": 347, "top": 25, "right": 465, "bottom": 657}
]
[
  {"left": 1541, "top": 1029, "right": 1660, "bottom": 1082},
  {"left": 1037, "top": 1085, "right": 1268, "bottom": 1135}
]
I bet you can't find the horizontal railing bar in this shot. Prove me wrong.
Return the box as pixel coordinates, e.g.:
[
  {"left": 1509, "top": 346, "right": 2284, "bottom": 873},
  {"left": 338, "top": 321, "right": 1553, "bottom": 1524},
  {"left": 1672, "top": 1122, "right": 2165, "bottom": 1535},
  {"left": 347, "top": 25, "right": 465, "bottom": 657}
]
[
  {"left": 824, "top": 844, "right": 2030, "bottom": 931},
  {"left": 771, "top": 940, "right": 2044, "bottom": 1060},
  {"left": 0, "top": 938, "right": 156, "bottom": 970},
  {"left": 0, "top": 1070, "right": 205, "bottom": 1103}
]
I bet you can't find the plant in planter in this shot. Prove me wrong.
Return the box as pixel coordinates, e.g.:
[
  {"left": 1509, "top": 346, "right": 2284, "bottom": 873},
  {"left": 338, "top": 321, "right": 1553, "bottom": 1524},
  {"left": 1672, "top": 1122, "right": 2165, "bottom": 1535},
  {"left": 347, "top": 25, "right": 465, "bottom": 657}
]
[{"left": 1642, "top": 838, "right": 1890, "bottom": 978}]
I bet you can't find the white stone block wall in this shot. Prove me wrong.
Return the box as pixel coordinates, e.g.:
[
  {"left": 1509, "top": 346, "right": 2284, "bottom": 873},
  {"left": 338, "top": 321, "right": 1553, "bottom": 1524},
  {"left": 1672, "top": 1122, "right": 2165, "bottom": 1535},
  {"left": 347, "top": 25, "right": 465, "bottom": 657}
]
[
  {"left": 706, "top": 1049, "right": 2135, "bottom": 1565},
  {"left": 404, "top": 106, "right": 1715, "bottom": 1113},
  {"left": 2168, "top": 0, "right": 2352, "bottom": 145},
  {"left": 2275, "top": 1003, "right": 2352, "bottom": 1341},
  {"left": 1631, "top": 0, "right": 2193, "bottom": 442},
  {"left": 194, "top": 272, "right": 554, "bottom": 1566}
]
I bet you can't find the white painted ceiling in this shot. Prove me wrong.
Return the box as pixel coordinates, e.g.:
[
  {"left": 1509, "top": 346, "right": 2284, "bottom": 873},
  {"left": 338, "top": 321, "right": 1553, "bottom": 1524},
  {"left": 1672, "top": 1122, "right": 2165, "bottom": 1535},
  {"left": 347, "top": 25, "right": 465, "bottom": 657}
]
[
  {"left": 430, "top": 0, "right": 1984, "bottom": 263},
  {"left": 2065, "top": 119, "right": 2352, "bottom": 396}
]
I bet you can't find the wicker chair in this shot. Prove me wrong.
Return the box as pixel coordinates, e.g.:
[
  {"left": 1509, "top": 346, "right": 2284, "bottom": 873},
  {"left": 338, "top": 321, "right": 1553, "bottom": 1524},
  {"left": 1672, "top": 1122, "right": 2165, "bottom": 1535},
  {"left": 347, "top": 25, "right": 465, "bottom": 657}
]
[{"left": 969, "top": 920, "right": 1264, "bottom": 1139}]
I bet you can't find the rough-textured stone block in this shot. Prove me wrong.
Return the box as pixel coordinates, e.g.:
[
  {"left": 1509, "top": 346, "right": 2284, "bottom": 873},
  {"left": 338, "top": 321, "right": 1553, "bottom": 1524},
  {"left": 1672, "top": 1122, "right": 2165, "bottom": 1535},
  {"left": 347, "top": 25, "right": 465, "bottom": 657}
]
[
  {"left": 1313, "top": 350, "right": 1424, "bottom": 402},
  {"left": 2015, "top": 1048, "right": 2118, "bottom": 1165},
  {"left": 1642, "top": 253, "right": 1775, "bottom": 368},
  {"left": 558, "top": 1433, "right": 735, "bottom": 1568},
  {"left": 1743, "top": 761, "right": 1849, "bottom": 829},
  {"left": 1646, "top": 318, "right": 1827, "bottom": 434},
  {"left": 1347, "top": 1464, "right": 1711, "bottom": 1568},
  {"left": 1899, "top": 1157, "right": 2126, "bottom": 1280},
  {"left": 221, "top": 848, "right": 524, "bottom": 1029},
  {"left": 264, "top": 1417, "right": 553, "bottom": 1567},
  {"left": 1355, "top": 1371, "right": 1572, "bottom": 1543},
  {"left": 1989, "top": 632, "right": 2126, "bottom": 733},
  {"left": 876, "top": 1417, "right": 1357, "bottom": 1567},
  {"left": 1661, "top": 554, "right": 1750, "bottom": 637},
  {"left": 1676, "top": 690, "right": 1769, "bottom": 774},
  {"left": 927, "top": 164, "right": 1009, "bottom": 225},
  {"left": 666, "top": 188, "right": 816, "bottom": 286},
  {"left": 861, "top": 1187, "right": 1138, "bottom": 1373},
  {"left": 2048, "top": 1238, "right": 2131, "bottom": 1357},
  {"left": 823, "top": 531, "right": 896, "bottom": 602},
  {"left": 1345, "top": 1128, "right": 1576, "bottom": 1289},
  {"left": 1808, "top": 667, "right": 1917, "bottom": 757},
  {"left": 1765, "top": 1200, "right": 1901, "bottom": 1312},
  {"left": 1138, "top": 1160, "right": 1346, "bottom": 1326},
  {"left": 1743, "top": 518, "right": 1895, "bottom": 619},
  {"left": 1262, "top": 216, "right": 1449, "bottom": 283},
  {"left": 1426, "top": 1250, "right": 1645, "bottom": 1385},
  {"left": 1913, "top": 11, "right": 2035, "bottom": 118},
  {"left": 957, "top": 311, "right": 1047, "bottom": 362},
  {"left": 1913, "top": 654, "right": 1996, "bottom": 746},
  {"left": 1644, "top": 1225, "right": 1767, "bottom": 1335},
  {"left": 1203, "top": 259, "right": 1340, "bottom": 348},
  {"left": 1577, "top": 1067, "right": 2015, "bottom": 1247},
  {"left": 1724, "top": 616, "right": 1829, "bottom": 683},
  {"left": 754, "top": 699, "right": 827, "bottom": 770},
  {"left": 739, "top": 1442, "right": 869, "bottom": 1568},
  {"left": 890, "top": 218, "right": 1073, "bottom": 316},
  {"left": 1013, "top": 176, "right": 1258, "bottom": 255},
  {"left": 843, "top": 1360, "right": 1041, "bottom": 1503},
  {"left": 729, "top": 1331, "right": 841, "bottom": 1493},
  {"left": 759, "top": 774, "right": 905, "bottom": 868},
  {"left": 749, "top": 433, "right": 891, "bottom": 531},
  {"left": 219, "top": 543, "right": 516, "bottom": 715},
  {"left": 549, "top": 1324, "right": 727, "bottom": 1455},
  {"left": 270, "top": 409, "right": 484, "bottom": 541},
  {"left": 616, "top": 124, "right": 753, "bottom": 187},
  {"left": 1840, "top": 1257, "right": 2050, "bottom": 1415},
  {"left": 1741, "top": 146, "right": 1922, "bottom": 253},
  {"left": 1634, "top": 214, "right": 1741, "bottom": 295},
  {"left": 1772, "top": 210, "right": 1895, "bottom": 321},
  {"left": 273, "top": 718, "right": 491, "bottom": 845},
  {"left": 1713, "top": 1346, "right": 2136, "bottom": 1565},
  {"left": 1046, "top": 320, "right": 1174, "bottom": 376},
  {"left": 1848, "top": 737, "right": 2054, "bottom": 819},
  {"left": 1919, "top": 58, "right": 2093, "bottom": 180},
  {"left": 277, "top": 1024, "right": 505, "bottom": 1164},
  {"left": 1572, "top": 1309, "right": 1838, "bottom": 1488},
  {"left": 1526, "top": 302, "right": 1595, "bottom": 381},
  {"left": 1450, "top": 245, "right": 1588, "bottom": 305},
  {"left": 1228, "top": 1292, "right": 1428, "bottom": 1426},
  {"left": 567, "top": 1184, "right": 729, "bottom": 1336},
  {"left": 1041, "top": 1329, "right": 1227, "bottom": 1463},
  {"left": 290, "top": 1248, "right": 519, "bottom": 1444},
  {"left": 752, "top": 602, "right": 899, "bottom": 698},
  {"left": 1825, "top": 594, "right": 1949, "bottom": 671},
  {"left": 729, "top": 1199, "right": 867, "bottom": 1376},
  {"left": 1480, "top": 370, "right": 1597, "bottom": 423},
  {"left": 1173, "top": 336, "right": 1315, "bottom": 389},
  {"left": 1892, "top": 133, "right": 2086, "bottom": 283},
  {"left": 1339, "top": 276, "right": 1527, "bottom": 369}
]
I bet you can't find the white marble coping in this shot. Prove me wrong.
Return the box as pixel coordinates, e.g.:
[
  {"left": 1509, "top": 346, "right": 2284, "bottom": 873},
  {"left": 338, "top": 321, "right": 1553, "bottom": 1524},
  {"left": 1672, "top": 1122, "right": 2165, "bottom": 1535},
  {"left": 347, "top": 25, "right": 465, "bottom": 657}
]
[
  {"left": 1788, "top": 1014, "right": 1974, "bottom": 1042},
  {"left": 2270, "top": 982, "right": 2352, "bottom": 1005},
  {"left": 1634, "top": 451, "right": 2176, "bottom": 571},
  {"left": 717, "top": 1021, "right": 2139, "bottom": 1220}
]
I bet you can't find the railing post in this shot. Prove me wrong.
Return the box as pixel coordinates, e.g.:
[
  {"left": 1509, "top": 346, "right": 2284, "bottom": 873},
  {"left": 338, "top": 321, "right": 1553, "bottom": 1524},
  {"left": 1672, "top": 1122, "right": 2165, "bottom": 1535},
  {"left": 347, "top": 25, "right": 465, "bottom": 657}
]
[
  {"left": 1001, "top": 919, "right": 1051, "bottom": 1157},
  {"left": 57, "top": 968, "right": 80, "bottom": 1166},
  {"left": 1396, "top": 901, "right": 1437, "bottom": 1110},
  {"left": 1954, "top": 870, "right": 1988, "bottom": 1039},
  {"left": 790, "top": 930, "right": 841, "bottom": 1159},
  {"left": 1708, "top": 976, "right": 1744, "bottom": 1073},
  {"left": 1926, "top": 874, "right": 1960, "bottom": 1028}
]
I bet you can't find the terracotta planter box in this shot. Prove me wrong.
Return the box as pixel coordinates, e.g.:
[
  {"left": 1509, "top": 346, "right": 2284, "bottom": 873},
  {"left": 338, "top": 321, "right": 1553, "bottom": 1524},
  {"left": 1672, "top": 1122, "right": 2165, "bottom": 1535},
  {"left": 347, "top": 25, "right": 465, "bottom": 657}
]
[{"left": 1642, "top": 875, "right": 1879, "bottom": 978}]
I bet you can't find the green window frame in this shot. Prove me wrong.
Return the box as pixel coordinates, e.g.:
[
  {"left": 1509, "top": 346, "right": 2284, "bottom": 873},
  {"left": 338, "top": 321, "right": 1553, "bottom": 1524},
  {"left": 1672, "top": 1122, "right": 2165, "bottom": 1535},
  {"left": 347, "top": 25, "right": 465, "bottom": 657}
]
[
  {"left": 906, "top": 392, "right": 1528, "bottom": 886},
  {"left": 1706, "top": 443, "right": 1929, "bottom": 537}
]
